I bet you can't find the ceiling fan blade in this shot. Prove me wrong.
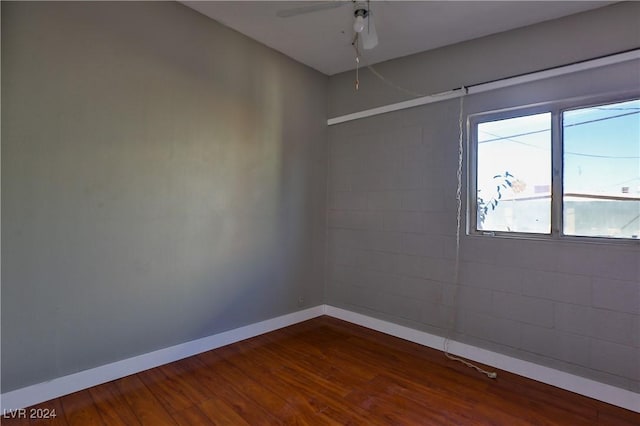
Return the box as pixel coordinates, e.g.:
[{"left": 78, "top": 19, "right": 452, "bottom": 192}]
[
  {"left": 361, "top": 14, "right": 378, "bottom": 50},
  {"left": 276, "top": 1, "right": 345, "bottom": 18}
]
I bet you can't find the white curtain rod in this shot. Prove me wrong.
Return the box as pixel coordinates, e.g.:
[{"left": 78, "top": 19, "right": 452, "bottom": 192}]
[{"left": 327, "top": 49, "right": 640, "bottom": 126}]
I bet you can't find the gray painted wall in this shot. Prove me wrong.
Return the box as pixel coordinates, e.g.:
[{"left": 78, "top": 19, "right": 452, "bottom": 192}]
[
  {"left": 326, "top": 3, "right": 640, "bottom": 392},
  {"left": 2, "top": 1, "right": 327, "bottom": 392}
]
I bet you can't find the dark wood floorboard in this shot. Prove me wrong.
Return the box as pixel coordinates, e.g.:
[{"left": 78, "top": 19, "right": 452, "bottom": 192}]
[{"left": 3, "top": 316, "right": 639, "bottom": 425}]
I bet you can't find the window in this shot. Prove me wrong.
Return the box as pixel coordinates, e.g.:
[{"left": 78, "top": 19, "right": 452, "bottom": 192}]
[{"left": 470, "top": 96, "right": 640, "bottom": 240}]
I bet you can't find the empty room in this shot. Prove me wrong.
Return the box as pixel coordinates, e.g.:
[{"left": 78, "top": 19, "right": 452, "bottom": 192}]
[{"left": 1, "top": 1, "right": 639, "bottom": 424}]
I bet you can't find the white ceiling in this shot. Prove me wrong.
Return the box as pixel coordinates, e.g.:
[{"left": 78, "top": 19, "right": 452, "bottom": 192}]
[{"left": 183, "top": 1, "right": 615, "bottom": 76}]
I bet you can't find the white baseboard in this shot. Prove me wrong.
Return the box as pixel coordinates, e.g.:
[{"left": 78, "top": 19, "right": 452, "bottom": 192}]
[
  {"left": 324, "top": 305, "right": 640, "bottom": 413},
  {"left": 0, "top": 306, "right": 325, "bottom": 411},
  {"left": 2, "top": 304, "right": 638, "bottom": 414}
]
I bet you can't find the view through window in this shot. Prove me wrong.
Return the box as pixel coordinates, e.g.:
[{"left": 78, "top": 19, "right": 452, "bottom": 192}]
[
  {"left": 476, "top": 112, "right": 551, "bottom": 234},
  {"left": 473, "top": 97, "right": 639, "bottom": 239},
  {"left": 563, "top": 99, "right": 640, "bottom": 238}
]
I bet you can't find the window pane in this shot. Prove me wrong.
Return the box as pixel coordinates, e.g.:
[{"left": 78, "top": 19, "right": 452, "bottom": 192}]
[
  {"left": 563, "top": 99, "right": 640, "bottom": 239},
  {"left": 476, "top": 113, "right": 552, "bottom": 233}
]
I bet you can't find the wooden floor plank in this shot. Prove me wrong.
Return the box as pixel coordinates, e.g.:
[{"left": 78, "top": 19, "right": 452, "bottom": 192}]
[
  {"left": 196, "top": 398, "right": 254, "bottom": 426},
  {"left": 327, "top": 334, "right": 490, "bottom": 402},
  {"left": 6, "top": 316, "right": 639, "bottom": 425},
  {"left": 361, "top": 372, "right": 476, "bottom": 423},
  {"left": 223, "top": 340, "right": 345, "bottom": 425},
  {"left": 112, "top": 375, "right": 177, "bottom": 426},
  {"left": 180, "top": 356, "right": 280, "bottom": 425},
  {"left": 238, "top": 334, "right": 368, "bottom": 403},
  {"left": 216, "top": 341, "right": 340, "bottom": 425},
  {"left": 169, "top": 404, "right": 215, "bottom": 426},
  {"left": 59, "top": 390, "right": 105, "bottom": 426},
  {"left": 136, "top": 365, "right": 197, "bottom": 414},
  {"left": 87, "top": 381, "right": 141, "bottom": 426},
  {"left": 598, "top": 410, "right": 640, "bottom": 426},
  {"left": 156, "top": 363, "right": 211, "bottom": 406},
  {"left": 264, "top": 332, "right": 377, "bottom": 390},
  {"left": 197, "top": 349, "right": 297, "bottom": 423}
]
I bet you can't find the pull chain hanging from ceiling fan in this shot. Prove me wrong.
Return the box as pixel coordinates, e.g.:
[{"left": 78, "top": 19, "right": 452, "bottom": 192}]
[{"left": 355, "top": 55, "right": 360, "bottom": 91}]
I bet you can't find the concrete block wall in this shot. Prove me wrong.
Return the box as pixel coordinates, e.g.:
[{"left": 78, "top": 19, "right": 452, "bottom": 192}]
[
  {"left": 326, "top": 3, "right": 640, "bottom": 394},
  {"left": 326, "top": 69, "right": 639, "bottom": 392}
]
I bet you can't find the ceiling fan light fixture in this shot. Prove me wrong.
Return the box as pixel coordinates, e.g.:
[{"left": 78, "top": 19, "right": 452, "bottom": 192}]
[
  {"left": 353, "top": 8, "right": 368, "bottom": 33},
  {"left": 353, "top": 15, "right": 365, "bottom": 33},
  {"left": 361, "top": 17, "right": 378, "bottom": 50},
  {"left": 353, "top": 5, "right": 377, "bottom": 50}
]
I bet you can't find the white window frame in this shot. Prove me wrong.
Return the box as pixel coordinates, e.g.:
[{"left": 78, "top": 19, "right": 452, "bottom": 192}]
[{"left": 467, "top": 92, "right": 640, "bottom": 244}]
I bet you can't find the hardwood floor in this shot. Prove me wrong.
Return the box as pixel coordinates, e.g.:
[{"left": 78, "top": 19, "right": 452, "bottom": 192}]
[{"left": 3, "top": 316, "right": 638, "bottom": 425}]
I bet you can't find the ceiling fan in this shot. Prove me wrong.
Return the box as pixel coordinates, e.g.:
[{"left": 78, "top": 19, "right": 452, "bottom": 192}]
[{"left": 276, "top": 1, "right": 379, "bottom": 50}]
